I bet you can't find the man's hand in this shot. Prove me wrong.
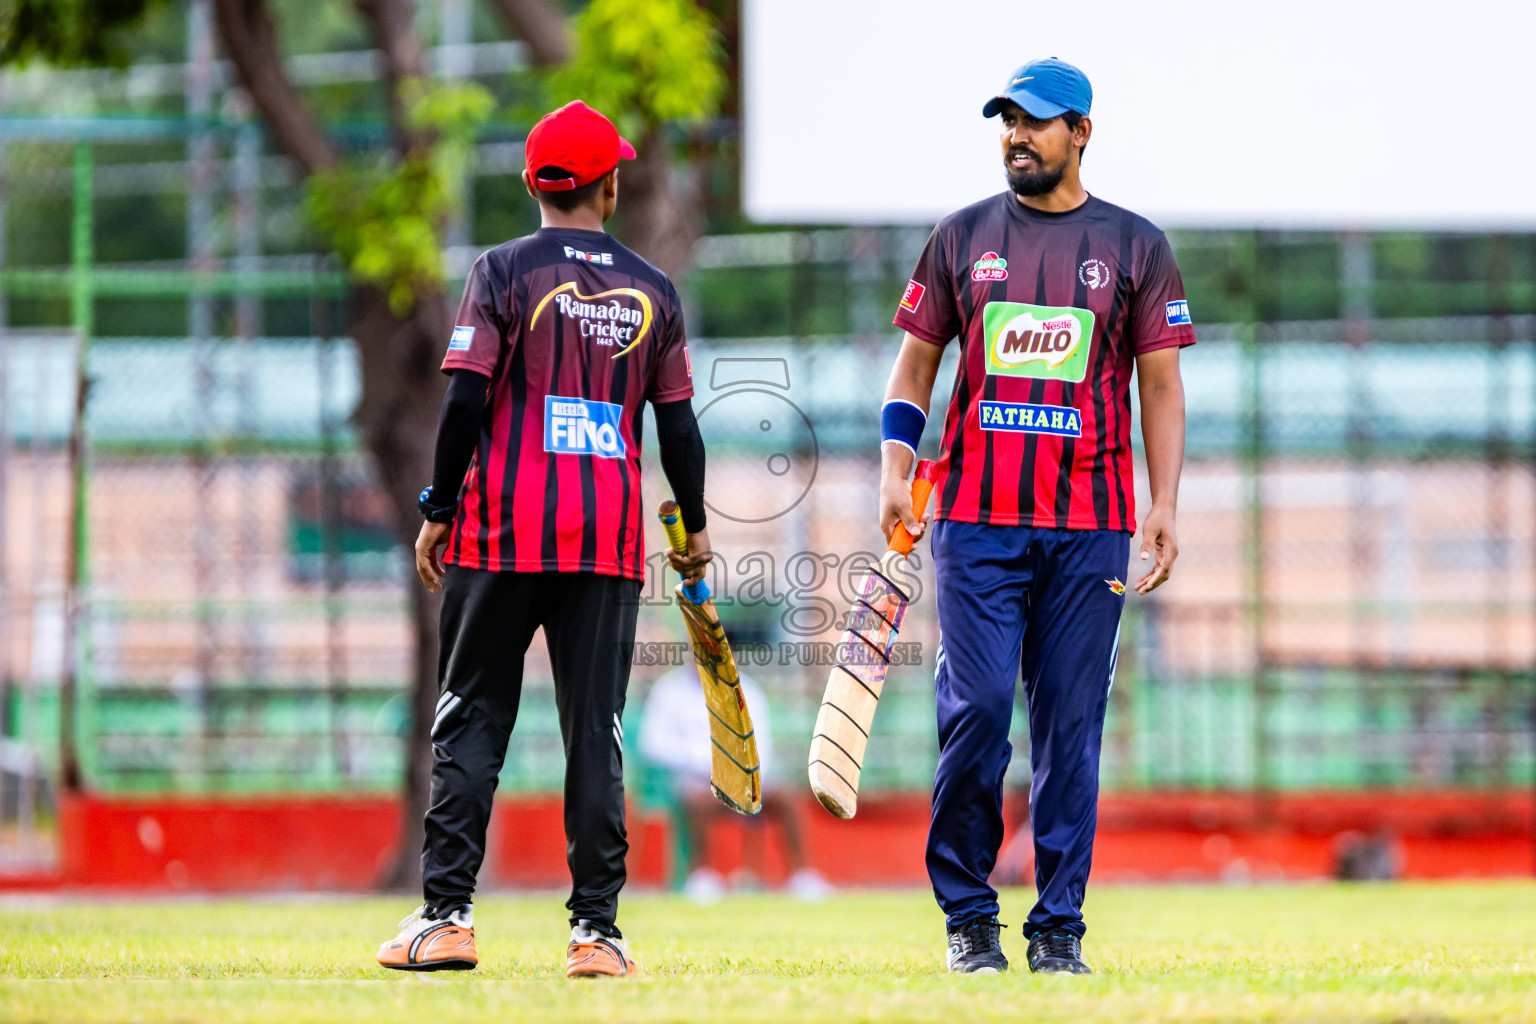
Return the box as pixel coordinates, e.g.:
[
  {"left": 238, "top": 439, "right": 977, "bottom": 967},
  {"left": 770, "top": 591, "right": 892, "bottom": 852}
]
[
  {"left": 879, "top": 466, "right": 927, "bottom": 546},
  {"left": 667, "top": 525, "right": 714, "bottom": 583},
  {"left": 415, "top": 520, "right": 450, "bottom": 593},
  {"left": 1134, "top": 504, "right": 1179, "bottom": 594}
]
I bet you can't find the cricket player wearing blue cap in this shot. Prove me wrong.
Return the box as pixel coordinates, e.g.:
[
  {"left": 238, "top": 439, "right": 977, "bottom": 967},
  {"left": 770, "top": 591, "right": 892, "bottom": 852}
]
[{"left": 878, "top": 57, "right": 1193, "bottom": 974}]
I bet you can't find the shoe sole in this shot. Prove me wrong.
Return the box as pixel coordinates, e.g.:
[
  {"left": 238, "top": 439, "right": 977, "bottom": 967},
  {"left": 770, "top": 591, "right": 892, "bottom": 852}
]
[{"left": 380, "top": 959, "right": 477, "bottom": 972}]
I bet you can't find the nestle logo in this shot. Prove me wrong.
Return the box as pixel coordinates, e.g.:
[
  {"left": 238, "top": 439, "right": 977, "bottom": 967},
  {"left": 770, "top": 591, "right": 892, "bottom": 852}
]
[{"left": 1041, "top": 318, "right": 1073, "bottom": 331}]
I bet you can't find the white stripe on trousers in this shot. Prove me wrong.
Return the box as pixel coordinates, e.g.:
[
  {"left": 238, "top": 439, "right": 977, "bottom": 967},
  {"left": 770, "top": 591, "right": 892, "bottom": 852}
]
[
  {"left": 1105, "top": 624, "right": 1122, "bottom": 696},
  {"left": 433, "top": 694, "right": 462, "bottom": 736}
]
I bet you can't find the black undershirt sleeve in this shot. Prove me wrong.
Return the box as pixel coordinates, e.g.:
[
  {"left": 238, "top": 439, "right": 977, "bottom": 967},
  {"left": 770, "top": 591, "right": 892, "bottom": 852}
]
[
  {"left": 429, "top": 369, "right": 490, "bottom": 507},
  {"left": 652, "top": 398, "right": 707, "bottom": 533}
]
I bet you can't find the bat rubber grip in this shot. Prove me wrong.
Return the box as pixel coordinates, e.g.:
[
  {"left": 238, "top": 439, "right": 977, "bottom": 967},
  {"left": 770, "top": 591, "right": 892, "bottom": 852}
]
[
  {"left": 658, "top": 501, "right": 711, "bottom": 603},
  {"left": 658, "top": 501, "right": 689, "bottom": 554},
  {"left": 889, "top": 459, "right": 939, "bottom": 556}
]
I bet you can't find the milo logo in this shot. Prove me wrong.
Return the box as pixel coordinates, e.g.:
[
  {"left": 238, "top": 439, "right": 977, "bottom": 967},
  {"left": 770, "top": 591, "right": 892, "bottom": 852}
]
[{"left": 982, "top": 301, "right": 1095, "bottom": 383}]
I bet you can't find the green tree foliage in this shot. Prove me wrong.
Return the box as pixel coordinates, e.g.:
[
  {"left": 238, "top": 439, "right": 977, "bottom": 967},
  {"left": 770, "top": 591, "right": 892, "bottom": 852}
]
[
  {"left": 0, "top": 0, "right": 166, "bottom": 67},
  {"left": 306, "top": 79, "right": 494, "bottom": 315},
  {"left": 551, "top": 0, "right": 724, "bottom": 134}
]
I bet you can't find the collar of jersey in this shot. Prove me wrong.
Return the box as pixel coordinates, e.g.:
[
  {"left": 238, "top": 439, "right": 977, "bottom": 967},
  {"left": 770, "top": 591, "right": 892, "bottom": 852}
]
[
  {"left": 1002, "top": 192, "right": 1096, "bottom": 224},
  {"left": 536, "top": 226, "right": 612, "bottom": 240}
]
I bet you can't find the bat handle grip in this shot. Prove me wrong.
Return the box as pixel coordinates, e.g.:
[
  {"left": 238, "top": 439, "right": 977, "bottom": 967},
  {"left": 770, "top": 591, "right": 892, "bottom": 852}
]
[
  {"left": 888, "top": 459, "right": 939, "bottom": 556},
  {"left": 658, "top": 501, "right": 711, "bottom": 603}
]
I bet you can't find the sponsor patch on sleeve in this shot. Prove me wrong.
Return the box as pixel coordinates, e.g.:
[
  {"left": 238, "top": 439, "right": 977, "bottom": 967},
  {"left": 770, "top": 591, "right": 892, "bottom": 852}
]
[
  {"left": 448, "top": 325, "right": 475, "bottom": 352},
  {"left": 899, "top": 279, "right": 926, "bottom": 314},
  {"left": 1165, "top": 300, "right": 1192, "bottom": 326}
]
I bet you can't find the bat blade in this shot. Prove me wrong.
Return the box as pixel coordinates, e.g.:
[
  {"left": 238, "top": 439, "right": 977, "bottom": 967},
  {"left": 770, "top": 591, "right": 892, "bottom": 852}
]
[
  {"left": 808, "top": 459, "right": 937, "bottom": 819},
  {"left": 675, "top": 585, "right": 763, "bottom": 815},
  {"left": 807, "top": 554, "right": 913, "bottom": 819}
]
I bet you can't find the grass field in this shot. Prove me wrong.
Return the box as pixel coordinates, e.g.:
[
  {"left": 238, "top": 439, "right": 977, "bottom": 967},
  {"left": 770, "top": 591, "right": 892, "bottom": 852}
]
[{"left": 2, "top": 883, "right": 1534, "bottom": 1023}]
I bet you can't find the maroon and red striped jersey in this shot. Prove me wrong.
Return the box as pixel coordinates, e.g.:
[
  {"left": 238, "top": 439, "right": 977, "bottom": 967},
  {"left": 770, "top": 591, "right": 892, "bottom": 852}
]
[
  {"left": 440, "top": 227, "right": 693, "bottom": 578},
  {"left": 894, "top": 193, "right": 1195, "bottom": 533}
]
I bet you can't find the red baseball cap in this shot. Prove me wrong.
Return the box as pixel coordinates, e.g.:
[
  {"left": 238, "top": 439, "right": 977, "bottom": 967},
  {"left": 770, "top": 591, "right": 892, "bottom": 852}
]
[{"left": 524, "top": 100, "right": 636, "bottom": 191}]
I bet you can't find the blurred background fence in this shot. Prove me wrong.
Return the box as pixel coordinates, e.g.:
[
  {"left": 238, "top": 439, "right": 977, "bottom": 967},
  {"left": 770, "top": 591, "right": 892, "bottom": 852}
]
[{"left": 1, "top": 43, "right": 1534, "bottom": 875}]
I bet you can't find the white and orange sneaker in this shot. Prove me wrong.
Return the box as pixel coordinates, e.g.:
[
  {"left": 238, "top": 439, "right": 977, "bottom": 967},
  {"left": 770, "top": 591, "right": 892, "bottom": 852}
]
[
  {"left": 565, "top": 921, "right": 639, "bottom": 978},
  {"left": 377, "top": 905, "right": 478, "bottom": 972}
]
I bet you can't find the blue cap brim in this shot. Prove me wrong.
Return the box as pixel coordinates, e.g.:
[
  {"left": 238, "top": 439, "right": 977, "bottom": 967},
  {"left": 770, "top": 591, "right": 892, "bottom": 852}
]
[{"left": 982, "top": 89, "right": 1070, "bottom": 120}]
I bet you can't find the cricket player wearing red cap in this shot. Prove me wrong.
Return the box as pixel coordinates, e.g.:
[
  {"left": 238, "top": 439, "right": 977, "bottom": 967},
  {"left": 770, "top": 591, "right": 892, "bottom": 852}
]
[{"left": 376, "top": 100, "right": 713, "bottom": 978}]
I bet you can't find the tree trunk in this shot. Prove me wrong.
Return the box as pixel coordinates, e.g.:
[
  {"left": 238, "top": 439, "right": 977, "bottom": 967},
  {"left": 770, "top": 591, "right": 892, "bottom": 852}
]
[
  {"left": 621, "top": 125, "right": 704, "bottom": 278},
  {"left": 347, "top": 283, "right": 450, "bottom": 892}
]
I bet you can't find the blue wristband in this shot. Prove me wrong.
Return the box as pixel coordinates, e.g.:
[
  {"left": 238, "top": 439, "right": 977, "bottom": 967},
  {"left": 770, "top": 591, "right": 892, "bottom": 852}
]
[{"left": 881, "top": 399, "right": 927, "bottom": 455}]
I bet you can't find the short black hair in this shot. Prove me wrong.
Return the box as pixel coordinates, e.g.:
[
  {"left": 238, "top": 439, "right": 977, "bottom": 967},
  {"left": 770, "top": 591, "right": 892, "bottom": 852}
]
[
  {"left": 1062, "top": 110, "right": 1087, "bottom": 165},
  {"left": 535, "top": 166, "right": 605, "bottom": 212}
]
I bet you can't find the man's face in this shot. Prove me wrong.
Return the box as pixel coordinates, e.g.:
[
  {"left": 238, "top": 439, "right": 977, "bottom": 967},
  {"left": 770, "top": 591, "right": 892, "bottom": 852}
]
[{"left": 999, "top": 101, "right": 1075, "bottom": 197}]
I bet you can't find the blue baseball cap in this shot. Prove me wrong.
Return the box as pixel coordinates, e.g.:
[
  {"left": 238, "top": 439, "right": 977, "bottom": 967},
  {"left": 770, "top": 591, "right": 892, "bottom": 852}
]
[{"left": 981, "top": 57, "right": 1092, "bottom": 119}]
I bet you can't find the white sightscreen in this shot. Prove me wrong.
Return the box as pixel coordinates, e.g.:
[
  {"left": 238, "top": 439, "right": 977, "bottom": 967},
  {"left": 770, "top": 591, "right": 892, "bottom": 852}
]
[{"left": 742, "top": 0, "right": 1536, "bottom": 228}]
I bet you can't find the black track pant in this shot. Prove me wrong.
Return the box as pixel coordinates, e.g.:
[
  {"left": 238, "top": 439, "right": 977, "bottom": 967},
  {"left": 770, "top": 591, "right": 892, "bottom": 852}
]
[{"left": 422, "top": 566, "right": 640, "bottom": 931}]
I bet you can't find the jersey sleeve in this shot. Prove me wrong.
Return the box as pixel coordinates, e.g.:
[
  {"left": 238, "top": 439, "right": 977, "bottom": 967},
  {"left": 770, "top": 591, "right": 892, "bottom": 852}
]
[
  {"left": 1128, "top": 234, "right": 1197, "bottom": 354},
  {"left": 645, "top": 283, "right": 695, "bottom": 403},
  {"left": 893, "top": 224, "right": 961, "bottom": 346},
  {"left": 440, "top": 254, "right": 507, "bottom": 376}
]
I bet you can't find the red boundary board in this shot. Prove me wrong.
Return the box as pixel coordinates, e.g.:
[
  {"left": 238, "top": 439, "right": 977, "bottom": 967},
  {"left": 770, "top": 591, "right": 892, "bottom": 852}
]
[{"left": 1, "top": 790, "right": 1528, "bottom": 892}]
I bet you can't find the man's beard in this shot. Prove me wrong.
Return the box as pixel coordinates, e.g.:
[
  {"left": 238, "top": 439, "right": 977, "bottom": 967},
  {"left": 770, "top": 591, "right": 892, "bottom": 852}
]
[
  {"left": 1006, "top": 153, "right": 1065, "bottom": 197},
  {"left": 1008, "top": 164, "right": 1065, "bottom": 197}
]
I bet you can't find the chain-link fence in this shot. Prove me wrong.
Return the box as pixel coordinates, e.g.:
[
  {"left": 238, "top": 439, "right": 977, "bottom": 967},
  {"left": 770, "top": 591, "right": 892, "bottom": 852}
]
[{"left": 2, "top": 130, "right": 1534, "bottom": 873}]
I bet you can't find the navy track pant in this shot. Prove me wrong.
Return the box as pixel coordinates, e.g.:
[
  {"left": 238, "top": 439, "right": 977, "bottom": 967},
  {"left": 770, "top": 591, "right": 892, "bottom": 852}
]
[{"left": 926, "top": 520, "right": 1128, "bottom": 938}]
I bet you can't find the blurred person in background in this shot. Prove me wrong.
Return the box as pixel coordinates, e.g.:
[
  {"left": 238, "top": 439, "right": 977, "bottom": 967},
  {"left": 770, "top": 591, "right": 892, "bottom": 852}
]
[
  {"left": 878, "top": 58, "right": 1192, "bottom": 974},
  {"left": 377, "top": 100, "right": 714, "bottom": 979},
  {"left": 639, "top": 632, "right": 833, "bottom": 904}
]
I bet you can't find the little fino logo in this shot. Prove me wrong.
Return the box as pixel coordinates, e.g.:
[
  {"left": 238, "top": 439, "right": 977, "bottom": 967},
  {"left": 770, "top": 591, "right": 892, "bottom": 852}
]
[
  {"left": 544, "top": 396, "right": 626, "bottom": 459},
  {"left": 971, "top": 252, "right": 1009, "bottom": 282}
]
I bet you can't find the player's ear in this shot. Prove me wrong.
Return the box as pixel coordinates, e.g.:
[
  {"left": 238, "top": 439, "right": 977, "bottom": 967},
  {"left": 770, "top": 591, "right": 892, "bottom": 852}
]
[
  {"left": 521, "top": 169, "right": 541, "bottom": 201},
  {"left": 600, "top": 167, "right": 620, "bottom": 221},
  {"left": 1074, "top": 116, "right": 1092, "bottom": 149}
]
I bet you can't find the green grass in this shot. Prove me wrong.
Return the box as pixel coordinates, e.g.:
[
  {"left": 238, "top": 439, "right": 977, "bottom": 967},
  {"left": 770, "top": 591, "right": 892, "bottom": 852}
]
[{"left": 2, "top": 884, "right": 1534, "bottom": 1022}]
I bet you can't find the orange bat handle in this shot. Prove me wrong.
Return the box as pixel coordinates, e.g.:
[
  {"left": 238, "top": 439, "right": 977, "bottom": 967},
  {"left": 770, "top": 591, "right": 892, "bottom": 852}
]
[{"left": 888, "top": 459, "right": 939, "bottom": 556}]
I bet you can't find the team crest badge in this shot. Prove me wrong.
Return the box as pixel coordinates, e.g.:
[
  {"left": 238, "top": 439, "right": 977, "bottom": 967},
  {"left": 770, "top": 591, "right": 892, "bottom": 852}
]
[
  {"left": 1105, "top": 578, "right": 1125, "bottom": 595},
  {"left": 1079, "top": 258, "right": 1111, "bottom": 291}
]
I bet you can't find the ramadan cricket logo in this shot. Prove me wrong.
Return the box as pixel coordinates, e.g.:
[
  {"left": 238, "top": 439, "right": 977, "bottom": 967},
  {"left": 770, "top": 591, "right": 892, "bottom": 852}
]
[
  {"left": 530, "top": 282, "right": 653, "bottom": 358},
  {"left": 982, "top": 301, "right": 1095, "bottom": 383}
]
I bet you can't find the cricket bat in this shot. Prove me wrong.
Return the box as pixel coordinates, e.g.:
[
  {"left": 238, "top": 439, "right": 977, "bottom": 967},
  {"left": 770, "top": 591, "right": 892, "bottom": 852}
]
[
  {"left": 808, "top": 459, "right": 938, "bottom": 819},
  {"left": 657, "top": 501, "right": 763, "bottom": 815}
]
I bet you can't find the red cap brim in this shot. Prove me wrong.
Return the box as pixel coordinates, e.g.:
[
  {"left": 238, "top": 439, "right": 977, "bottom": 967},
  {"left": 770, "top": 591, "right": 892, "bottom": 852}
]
[{"left": 618, "top": 137, "right": 637, "bottom": 160}]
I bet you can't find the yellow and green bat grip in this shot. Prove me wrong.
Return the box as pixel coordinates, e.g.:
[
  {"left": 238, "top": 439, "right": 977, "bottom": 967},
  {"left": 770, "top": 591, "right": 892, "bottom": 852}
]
[{"left": 658, "top": 501, "right": 710, "bottom": 603}]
